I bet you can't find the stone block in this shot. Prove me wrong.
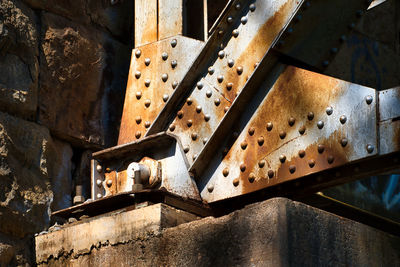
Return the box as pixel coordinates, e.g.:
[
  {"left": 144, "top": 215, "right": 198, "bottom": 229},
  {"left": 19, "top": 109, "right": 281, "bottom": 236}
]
[
  {"left": 0, "top": 0, "right": 39, "bottom": 119},
  {"left": 37, "top": 198, "right": 400, "bottom": 266},
  {"left": 39, "top": 12, "right": 130, "bottom": 147}
]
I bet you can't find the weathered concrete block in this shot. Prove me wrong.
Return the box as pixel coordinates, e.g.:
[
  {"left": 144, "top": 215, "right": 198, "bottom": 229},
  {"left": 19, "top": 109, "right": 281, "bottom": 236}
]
[
  {"left": 35, "top": 203, "right": 200, "bottom": 263},
  {"left": 37, "top": 198, "right": 400, "bottom": 266},
  {"left": 0, "top": 0, "right": 39, "bottom": 119},
  {"left": 39, "top": 12, "right": 130, "bottom": 147}
]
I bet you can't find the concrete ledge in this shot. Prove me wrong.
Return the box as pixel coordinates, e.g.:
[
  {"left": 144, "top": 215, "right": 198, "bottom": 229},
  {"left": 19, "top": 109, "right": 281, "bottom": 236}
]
[
  {"left": 37, "top": 198, "right": 400, "bottom": 266},
  {"left": 35, "top": 203, "right": 199, "bottom": 264}
]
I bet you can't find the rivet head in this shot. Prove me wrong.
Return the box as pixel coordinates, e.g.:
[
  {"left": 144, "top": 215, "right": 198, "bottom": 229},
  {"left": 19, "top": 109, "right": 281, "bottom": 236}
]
[
  {"left": 298, "top": 126, "right": 306, "bottom": 135},
  {"left": 135, "top": 131, "right": 141, "bottom": 139},
  {"left": 96, "top": 164, "right": 102, "bottom": 172},
  {"left": 217, "top": 75, "right": 224, "bottom": 83},
  {"left": 248, "top": 127, "right": 255, "bottom": 136},
  {"left": 241, "top": 16, "right": 248, "bottom": 24},
  {"left": 186, "top": 98, "right": 193, "bottom": 105},
  {"left": 144, "top": 121, "right": 151, "bottom": 128},
  {"left": 249, "top": 3, "right": 256, "bottom": 11},
  {"left": 366, "top": 144, "right": 374, "bottom": 153},
  {"left": 218, "top": 30, "right": 224, "bottom": 35},
  {"left": 330, "top": 47, "right": 338, "bottom": 54},
  {"left": 223, "top": 168, "right": 229, "bottom": 177},
  {"left": 135, "top": 116, "right": 142, "bottom": 124},
  {"left": 318, "top": 144, "right": 325, "bottom": 154},
  {"left": 144, "top": 79, "right": 151, "bottom": 87},
  {"left": 254, "top": 62, "right": 259, "bottom": 68},
  {"left": 208, "top": 67, "right": 215, "bottom": 75},
  {"left": 224, "top": 106, "right": 229, "bottom": 113},
  {"left": 97, "top": 193, "right": 102, "bottom": 199},
  {"left": 162, "top": 73, "right": 168, "bottom": 82},
  {"left": 135, "top": 49, "right": 141, "bottom": 58},
  {"left": 307, "top": 112, "right": 314, "bottom": 120},
  {"left": 207, "top": 184, "right": 214, "bottom": 193},
  {"left": 171, "top": 60, "right": 177, "bottom": 68},
  {"left": 227, "top": 16, "right": 233, "bottom": 23},
  {"left": 206, "top": 90, "right": 212, "bottom": 98},
  {"left": 279, "top": 155, "right": 286, "bottom": 163},
  {"left": 233, "top": 178, "right": 239, "bottom": 187},
  {"left": 365, "top": 95, "right": 373, "bottom": 105},
  {"left": 341, "top": 138, "right": 348, "bottom": 147},
  {"left": 96, "top": 179, "right": 102, "bottom": 186},
  {"left": 197, "top": 81, "right": 203, "bottom": 89},
  {"left": 266, "top": 122, "right": 273, "bottom": 131},
  {"left": 106, "top": 179, "right": 112, "bottom": 187},
  {"left": 248, "top": 173, "right": 255, "bottom": 183},
  {"left": 203, "top": 137, "right": 208, "bottom": 144},
  {"left": 268, "top": 170, "right": 274, "bottom": 178},
  {"left": 226, "top": 82, "right": 233, "bottom": 91},
  {"left": 169, "top": 124, "right": 175, "bottom": 131},
  {"left": 340, "top": 35, "right": 347, "bottom": 42},
  {"left": 144, "top": 58, "right": 151, "bottom": 66},
  {"left": 339, "top": 115, "right": 347, "bottom": 124},
  {"left": 135, "top": 71, "right": 141, "bottom": 79},
  {"left": 144, "top": 99, "right": 151, "bottom": 107},
  {"left": 298, "top": 150, "right": 306, "bottom": 158},
  {"left": 228, "top": 59, "right": 235, "bottom": 67},
  {"left": 235, "top": 3, "right": 241, "bottom": 9},
  {"left": 322, "top": 60, "right": 330, "bottom": 67},
  {"left": 177, "top": 110, "right": 183, "bottom": 119},
  {"left": 236, "top": 66, "right": 243, "bottom": 75},
  {"left": 257, "top": 136, "right": 264, "bottom": 146},
  {"left": 327, "top": 155, "right": 334, "bottom": 164},
  {"left": 326, "top": 106, "right": 333, "bottom": 115},
  {"left": 308, "top": 159, "right": 315, "bottom": 168},
  {"left": 279, "top": 131, "right": 286, "bottom": 139},
  {"left": 196, "top": 105, "right": 202, "bottom": 113},
  {"left": 288, "top": 117, "right": 295, "bottom": 126},
  {"left": 183, "top": 146, "right": 189, "bottom": 153},
  {"left": 214, "top": 98, "right": 221, "bottom": 106},
  {"left": 191, "top": 132, "right": 198, "bottom": 140},
  {"left": 258, "top": 160, "right": 265, "bottom": 168},
  {"left": 233, "top": 132, "right": 239, "bottom": 139},
  {"left": 172, "top": 81, "right": 178, "bottom": 89},
  {"left": 171, "top": 39, "right": 177, "bottom": 47},
  {"left": 239, "top": 163, "right": 246, "bottom": 172},
  {"left": 317, "top": 121, "right": 324, "bottom": 129},
  {"left": 232, "top": 29, "right": 239, "bottom": 38},
  {"left": 241, "top": 141, "right": 248, "bottom": 150},
  {"left": 193, "top": 154, "right": 197, "bottom": 161},
  {"left": 136, "top": 91, "right": 142, "bottom": 99},
  {"left": 218, "top": 50, "right": 225, "bottom": 59},
  {"left": 187, "top": 120, "right": 193, "bottom": 127},
  {"left": 289, "top": 165, "right": 296, "bottom": 174},
  {"left": 204, "top": 114, "right": 210, "bottom": 121},
  {"left": 163, "top": 94, "right": 169, "bottom": 102},
  {"left": 161, "top": 52, "right": 168, "bottom": 60}
]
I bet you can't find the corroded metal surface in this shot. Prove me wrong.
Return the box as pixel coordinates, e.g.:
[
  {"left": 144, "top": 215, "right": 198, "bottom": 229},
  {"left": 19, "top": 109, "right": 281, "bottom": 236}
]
[
  {"left": 93, "top": 133, "right": 201, "bottom": 201},
  {"left": 159, "top": 0, "right": 304, "bottom": 165},
  {"left": 379, "top": 87, "right": 400, "bottom": 155},
  {"left": 199, "top": 65, "right": 377, "bottom": 202},
  {"left": 118, "top": 36, "right": 203, "bottom": 145}
]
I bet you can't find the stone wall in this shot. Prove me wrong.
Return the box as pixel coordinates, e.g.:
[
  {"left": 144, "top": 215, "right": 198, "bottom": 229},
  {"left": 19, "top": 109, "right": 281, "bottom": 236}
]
[{"left": 0, "top": 0, "right": 133, "bottom": 265}]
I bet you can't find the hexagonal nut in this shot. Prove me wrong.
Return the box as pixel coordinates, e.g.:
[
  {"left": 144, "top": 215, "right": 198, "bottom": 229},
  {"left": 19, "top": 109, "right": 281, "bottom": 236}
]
[{"left": 73, "top": 195, "right": 85, "bottom": 205}]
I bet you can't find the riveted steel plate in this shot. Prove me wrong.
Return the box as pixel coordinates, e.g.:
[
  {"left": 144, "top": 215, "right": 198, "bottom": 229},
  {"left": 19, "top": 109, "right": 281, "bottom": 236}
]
[
  {"left": 273, "top": 0, "right": 371, "bottom": 71},
  {"left": 379, "top": 87, "right": 400, "bottom": 155},
  {"left": 199, "top": 65, "right": 377, "bottom": 202},
  {"left": 156, "top": 0, "right": 304, "bottom": 164},
  {"left": 167, "top": 79, "right": 231, "bottom": 164},
  {"left": 118, "top": 36, "right": 204, "bottom": 145}
]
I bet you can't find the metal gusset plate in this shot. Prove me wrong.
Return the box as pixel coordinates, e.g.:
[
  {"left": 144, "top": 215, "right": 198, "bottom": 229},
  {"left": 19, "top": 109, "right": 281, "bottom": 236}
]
[
  {"left": 92, "top": 133, "right": 201, "bottom": 201},
  {"left": 273, "top": 0, "right": 371, "bottom": 71},
  {"left": 118, "top": 36, "right": 203, "bottom": 145},
  {"left": 156, "top": 0, "right": 305, "bottom": 164},
  {"left": 199, "top": 65, "right": 377, "bottom": 203}
]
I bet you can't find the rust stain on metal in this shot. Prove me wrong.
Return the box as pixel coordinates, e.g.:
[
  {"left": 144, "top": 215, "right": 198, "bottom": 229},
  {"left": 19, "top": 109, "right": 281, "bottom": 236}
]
[{"left": 118, "top": 36, "right": 203, "bottom": 145}]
